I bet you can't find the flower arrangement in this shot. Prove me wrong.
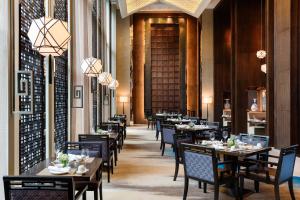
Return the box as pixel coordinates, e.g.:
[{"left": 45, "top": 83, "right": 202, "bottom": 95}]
[
  {"left": 227, "top": 135, "right": 236, "bottom": 147},
  {"left": 58, "top": 153, "right": 69, "bottom": 167}
]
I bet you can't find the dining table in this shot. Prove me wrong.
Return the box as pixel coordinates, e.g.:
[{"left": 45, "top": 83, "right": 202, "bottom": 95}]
[
  {"left": 196, "top": 140, "right": 272, "bottom": 196},
  {"left": 22, "top": 157, "right": 102, "bottom": 182}
]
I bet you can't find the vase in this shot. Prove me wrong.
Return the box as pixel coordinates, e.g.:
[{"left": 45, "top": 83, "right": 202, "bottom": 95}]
[
  {"left": 251, "top": 98, "right": 258, "bottom": 111},
  {"left": 224, "top": 99, "right": 230, "bottom": 109}
]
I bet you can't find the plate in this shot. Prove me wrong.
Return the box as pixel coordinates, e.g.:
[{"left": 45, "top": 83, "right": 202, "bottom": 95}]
[
  {"left": 48, "top": 166, "right": 70, "bottom": 175},
  {"left": 76, "top": 169, "right": 89, "bottom": 175}
]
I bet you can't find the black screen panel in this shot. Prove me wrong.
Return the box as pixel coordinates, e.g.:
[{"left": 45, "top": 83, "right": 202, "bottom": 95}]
[{"left": 19, "top": 0, "right": 46, "bottom": 174}]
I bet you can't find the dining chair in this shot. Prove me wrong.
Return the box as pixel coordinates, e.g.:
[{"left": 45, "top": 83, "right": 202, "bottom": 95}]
[
  {"left": 100, "top": 122, "right": 123, "bottom": 150},
  {"left": 65, "top": 141, "right": 103, "bottom": 200},
  {"left": 156, "top": 119, "right": 162, "bottom": 141},
  {"left": 238, "top": 134, "right": 270, "bottom": 191},
  {"left": 239, "top": 145, "right": 298, "bottom": 200},
  {"left": 3, "top": 176, "right": 87, "bottom": 200},
  {"left": 99, "top": 122, "right": 121, "bottom": 166},
  {"left": 65, "top": 142, "right": 103, "bottom": 200},
  {"left": 173, "top": 131, "right": 193, "bottom": 181},
  {"left": 207, "top": 122, "right": 220, "bottom": 129},
  {"left": 182, "top": 143, "right": 238, "bottom": 200},
  {"left": 79, "top": 134, "right": 114, "bottom": 183},
  {"left": 161, "top": 124, "right": 176, "bottom": 156}
]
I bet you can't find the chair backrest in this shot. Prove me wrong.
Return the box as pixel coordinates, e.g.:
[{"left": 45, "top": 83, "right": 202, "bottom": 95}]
[
  {"left": 156, "top": 119, "right": 161, "bottom": 131},
  {"left": 99, "top": 122, "right": 120, "bottom": 133},
  {"left": 173, "top": 132, "right": 193, "bottom": 162},
  {"left": 78, "top": 134, "right": 110, "bottom": 162},
  {"left": 239, "top": 133, "right": 269, "bottom": 147},
  {"left": 3, "top": 176, "right": 75, "bottom": 200},
  {"left": 276, "top": 145, "right": 298, "bottom": 184},
  {"left": 207, "top": 122, "right": 220, "bottom": 129},
  {"left": 182, "top": 144, "right": 218, "bottom": 184},
  {"left": 65, "top": 141, "right": 102, "bottom": 158},
  {"left": 161, "top": 124, "right": 176, "bottom": 144}
]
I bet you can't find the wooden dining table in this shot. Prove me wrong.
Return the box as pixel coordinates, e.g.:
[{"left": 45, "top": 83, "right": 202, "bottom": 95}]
[
  {"left": 22, "top": 157, "right": 102, "bottom": 182},
  {"left": 197, "top": 142, "right": 272, "bottom": 196}
]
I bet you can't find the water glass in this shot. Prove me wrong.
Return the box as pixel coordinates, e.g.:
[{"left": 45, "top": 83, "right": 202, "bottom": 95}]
[
  {"left": 222, "top": 131, "right": 228, "bottom": 142},
  {"left": 209, "top": 132, "right": 215, "bottom": 141},
  {"left": 108, "top": 125, "right": 112, "bottom": 132}
]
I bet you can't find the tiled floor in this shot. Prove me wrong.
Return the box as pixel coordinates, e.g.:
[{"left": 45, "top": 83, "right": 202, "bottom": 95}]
[{"left": 87, "top": 125, "right": 300, "bottom": 200}]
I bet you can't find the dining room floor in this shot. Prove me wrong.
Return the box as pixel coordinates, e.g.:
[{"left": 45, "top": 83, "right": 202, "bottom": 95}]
[{"left": 86, "top": 125, "right": 300, "bottom": 200}]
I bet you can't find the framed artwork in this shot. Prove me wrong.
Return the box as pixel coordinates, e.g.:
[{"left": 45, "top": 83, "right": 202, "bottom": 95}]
[{"left": 72, "top": 85, "right": 83, "bottom": 108}]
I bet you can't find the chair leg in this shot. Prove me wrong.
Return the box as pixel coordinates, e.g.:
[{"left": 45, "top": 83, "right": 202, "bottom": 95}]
[
  {"left": 83, "top": 191, "right": 87, "bottom": 200},
  {"left": 99, "top": 183, "right": 103, "bottom": 200},
  {"left": 288, "top": 179, "right": 295, "bottom": 200},
  {"left": 107, "top": 162, "right": 110, "bottom": 183},
  {"left": 254, "top": 181, "right": 260, "bottom": 193},
  {"left": 160, "top": 140, "right": 163, "bottom": 150},
  {"left": 94, "top": 189, "right": 99, "bottom": 200},
  {"left": 198, "top": 181, "right": 202, "bottom": 189},
  {"left": 173, "top": 161, "right": 179, "bottom": 181},
  {"left": 203, "top": 183, "right": 207, "bottom": 193},
  {"left": 274, "top": 185, "right": 280, "bottom": 200},
  {"left": 214, "top": 185, "right": 219, "bottom": 200},
  {"left": 156, "top": 131, "right": 159, "bottom": 140},
  {"left": 239, "top": 176, "right": 244, "bottom": 200},
  {"left": 111, "top": 159, "right": 114, "bottom": 174},
  {"left": 183, "top": 176, "right": 189, "bottom": 200},
  {"left": 161, "top": 143, "right": 165, "bottom": 156}
]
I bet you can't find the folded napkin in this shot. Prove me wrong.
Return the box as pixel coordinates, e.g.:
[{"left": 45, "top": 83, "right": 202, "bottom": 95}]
[
  {"left": 48, "top": 166, "right": 71, "bottom": 173},
  {"left": 68, "top": 154, "right": 83, "bottom": 162}
]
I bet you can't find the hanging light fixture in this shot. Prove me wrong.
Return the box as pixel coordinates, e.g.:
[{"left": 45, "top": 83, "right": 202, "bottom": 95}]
[
  {"left": 27, "top": 17, "right": 71, "bottom": 57},
  {"left": 80, "top": 57, "right": 102, "bottom": 77},
  {"left": 256, "top": 0, "right": 266, "bottom": 59},
  {"left": 256, "top": 50, "right": 267, "bottom": 59},
  {"left": 108, "top": 79, "right": 119, "bottom": 89},
  {"left": 98, "top": 72, "right": 112, "bottom": 85}
]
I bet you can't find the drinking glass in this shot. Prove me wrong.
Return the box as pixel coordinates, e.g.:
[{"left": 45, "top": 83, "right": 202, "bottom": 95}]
[
  {"left": 108, "top": 125, "right": 112, "bottom": 132},
  {"left": 222, "top": 131, "right": 228, "bottom": 142},
  {"left": 209, "top": 132, "right": 215, "bottom": 141}
]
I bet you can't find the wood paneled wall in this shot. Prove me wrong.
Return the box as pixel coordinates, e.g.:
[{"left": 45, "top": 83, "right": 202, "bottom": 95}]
[
  {"left": 186, "top": 17, "right": 199, "bottom": 116},
  {"left": 291, "top": 0, "right": 300, "bottom": 151},
  {"left": 213, "top": 0, "right": 232, "bottom": 124},
  {"left": 133, "top": 13, "right": 199, "bottom": 123},
  {"left": 214, "top": 0, "right": 266, "bottom": 134},
  {"left": 234, "top": 0, "right": 266, "bottom": 133}
]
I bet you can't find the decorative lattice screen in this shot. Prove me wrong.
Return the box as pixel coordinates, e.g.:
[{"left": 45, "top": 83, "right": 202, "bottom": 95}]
[{"left": 19, "top": 0, "right": 46, "bottom": 173}]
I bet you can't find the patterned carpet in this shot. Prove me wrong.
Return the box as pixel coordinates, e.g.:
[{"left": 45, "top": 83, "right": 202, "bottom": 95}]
[{"left": 86, "top": 125, "right": 300, "bottom": 200}]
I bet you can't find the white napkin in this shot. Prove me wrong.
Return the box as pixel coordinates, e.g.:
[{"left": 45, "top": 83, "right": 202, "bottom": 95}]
[{"left": 48, "top": 166, "right": 70, "bottom": 173}]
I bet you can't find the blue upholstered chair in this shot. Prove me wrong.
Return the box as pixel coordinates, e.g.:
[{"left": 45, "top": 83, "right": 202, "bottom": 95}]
[
  {"left": 3, "top": 176, "right": 87, "bottom": 200},
  {"left": 156, "top": 119, "right": 161, "bottom": 141},
  {"left": 79, "top": 134, "right": 114, "bottom": 183},
  {"left": 238, "top": 134, "right": 270, "bottom": 192},
  {"left": 182, "top": 144, "right": 237, "bottom": 200},
  {"left": 161, "top": 124, "right": 176, "bottom": 156},
  {"left": 173, "top": 131, "right": 193, "bottom": 181},
  {"left": 65, "top": 142, "right": 103, "bottom": 200},
  {"left": 239, "top": 145, "right": 298, "bottom": 200}
]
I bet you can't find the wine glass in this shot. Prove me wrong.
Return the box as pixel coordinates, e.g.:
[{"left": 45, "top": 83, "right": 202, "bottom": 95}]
[
  {"left": 108, "top": 124, "right": 112, "bottom": 132},
  {"left": 81, "top": 149, "right": 87, "bottom": 160},
  {"left": 222, "top": 131, "right": 228, "bottom": 142},
  {"left": 209, "top": 132, "right": 215, "bottom": 141}
]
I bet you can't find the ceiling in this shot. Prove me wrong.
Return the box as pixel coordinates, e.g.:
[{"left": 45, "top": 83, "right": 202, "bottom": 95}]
[{"left": 117, "top": 0, "right": 220, "bottom": 18}]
